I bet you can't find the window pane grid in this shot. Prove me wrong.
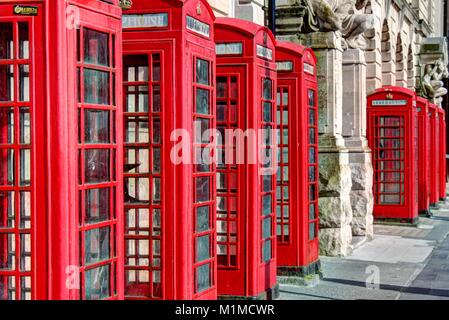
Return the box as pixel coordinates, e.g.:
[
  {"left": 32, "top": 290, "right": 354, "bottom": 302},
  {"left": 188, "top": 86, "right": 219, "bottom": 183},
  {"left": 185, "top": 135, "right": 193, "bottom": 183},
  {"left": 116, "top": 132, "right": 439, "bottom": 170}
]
[
  {"left": 276, "top": 87, "right": 290, "bottom": 244},
  {"left": 123, "top": 53, "right": 162, "bottom": 299},
  {"left": 216, "top": 76, "right": 239, "bottom": 268},
  {"left": 261, "top": 77, "right": 276, "bottom": 263},
  {"left": 373, "top": 116, "right": 406, "bottom": 205},
  {"left": 307, "top": 90, "right": 319, "bottom": 241},
  {"left": 77, "top": 26, "right": 118, "bottom": 300},
  {"left": 0, "top": 21, "right": 33, "bottom": 301},
  {"left": 193, "top": 57, "right": 215, "bottom": 295}
]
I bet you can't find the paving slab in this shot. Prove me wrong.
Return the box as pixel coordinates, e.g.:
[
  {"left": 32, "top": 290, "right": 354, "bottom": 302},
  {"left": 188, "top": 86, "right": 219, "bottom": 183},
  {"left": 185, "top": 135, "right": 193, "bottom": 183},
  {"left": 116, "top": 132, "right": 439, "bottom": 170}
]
[{"left": 279, "top": 198, "right": 449, "bottom": 300}]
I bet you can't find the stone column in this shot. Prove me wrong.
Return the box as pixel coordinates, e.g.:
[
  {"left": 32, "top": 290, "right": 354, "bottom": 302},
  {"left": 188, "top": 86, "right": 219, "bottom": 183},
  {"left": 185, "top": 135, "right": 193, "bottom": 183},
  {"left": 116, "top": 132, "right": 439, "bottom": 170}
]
[
  {"left": 234, "top": 0, "right": 265, "bottom": 26},
  {"left": 342, "top": 49, "right": 374, "bottom": 241},
  {"left": 298, "top": 32, "right": 354, "bottom": 256}
]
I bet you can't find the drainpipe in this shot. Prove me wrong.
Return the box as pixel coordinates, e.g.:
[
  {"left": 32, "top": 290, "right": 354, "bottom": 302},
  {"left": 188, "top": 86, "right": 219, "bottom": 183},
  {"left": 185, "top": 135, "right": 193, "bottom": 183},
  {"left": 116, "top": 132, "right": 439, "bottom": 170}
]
[{"left": 267, "top": 0, "right": 276, "bottom": 35}]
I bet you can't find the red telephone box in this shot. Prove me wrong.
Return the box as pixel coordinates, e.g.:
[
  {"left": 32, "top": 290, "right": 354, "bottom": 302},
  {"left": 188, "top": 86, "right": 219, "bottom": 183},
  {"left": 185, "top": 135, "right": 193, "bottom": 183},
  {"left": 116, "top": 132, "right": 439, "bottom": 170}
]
[
  {"left": 274, "top": 42, "right": 320, "bottom": 276},
  {"left": 367, "top": 87, "right": 419, "bottom": 222},
  {"left": 214, "top": 18, "right": 278, "bottom": 299},
  {"left": 438, "top": 107, "right": 446, "bottom": 201},
  {"left": 1, "top": 0, "right": 124, "bottom": 300},
  {"left": 429, "top": 103, "right": 440, "bottom": 207},
  {"left": 122, "top": 0, "right": 217, "bottom": 300},
  {"left": 416, "top": 97, "right": 431, "bottom": 215}
]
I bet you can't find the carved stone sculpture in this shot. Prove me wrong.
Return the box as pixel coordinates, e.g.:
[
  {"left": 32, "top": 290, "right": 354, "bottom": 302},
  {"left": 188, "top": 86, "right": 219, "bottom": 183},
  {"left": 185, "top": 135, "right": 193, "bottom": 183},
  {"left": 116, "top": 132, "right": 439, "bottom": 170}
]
[
  {"left": 305, "top": 0, "right": 375, "bottom": 49},
  {"left": 422, "top": 59, "right": 449, "bottom": 105}
]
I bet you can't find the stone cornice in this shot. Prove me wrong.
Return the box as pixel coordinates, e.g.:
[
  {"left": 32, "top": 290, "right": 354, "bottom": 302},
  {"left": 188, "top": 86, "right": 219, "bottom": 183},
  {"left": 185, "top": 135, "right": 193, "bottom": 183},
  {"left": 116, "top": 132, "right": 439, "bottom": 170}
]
[{"left": 391, "top": 0, "right": 433, "bottom": 36}]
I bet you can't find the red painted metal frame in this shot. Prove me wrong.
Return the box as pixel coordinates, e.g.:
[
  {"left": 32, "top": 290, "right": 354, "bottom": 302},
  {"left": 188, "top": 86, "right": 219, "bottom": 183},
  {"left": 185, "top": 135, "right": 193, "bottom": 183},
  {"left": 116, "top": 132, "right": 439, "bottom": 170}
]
[
  {"left": 428, "top": 103, "right": 440, "bottom": 206},
  {"left": 438, "top": 107, "right": 447, "bottom": 201},
  {"left": 367, "top": 86, "right": 419, "bottom": 221},
  {"left": 214, "top": 17, "right": 278, "bottom": 299},
  {"left": 122, "top": 0, "right": 217, "bottom": 300},
  {"left": 0, "top": 2, "right": 46, "bottom": 300},
  {"left": 416, "top": 96, "right": 431, "bottom": 214},
  {"left": 1, "top": 0, "right": 124, "bottom": 300},
  {"left": 275, "top": 42, "right": 319, "bottom": 274}
]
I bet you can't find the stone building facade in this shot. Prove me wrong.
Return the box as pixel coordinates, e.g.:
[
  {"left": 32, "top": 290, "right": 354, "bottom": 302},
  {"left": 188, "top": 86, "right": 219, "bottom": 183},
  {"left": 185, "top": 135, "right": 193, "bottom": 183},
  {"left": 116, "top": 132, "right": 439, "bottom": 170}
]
[{"left": 207, "top": 0, "right": 448, "bottom": 257}]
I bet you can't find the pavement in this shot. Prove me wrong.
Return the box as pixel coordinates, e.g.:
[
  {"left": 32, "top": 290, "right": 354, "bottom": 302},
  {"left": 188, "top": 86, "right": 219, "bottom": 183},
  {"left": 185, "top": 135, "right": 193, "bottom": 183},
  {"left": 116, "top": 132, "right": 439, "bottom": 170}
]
[{"left": 279, "top": 199, "right": 449, "bottom": 300}]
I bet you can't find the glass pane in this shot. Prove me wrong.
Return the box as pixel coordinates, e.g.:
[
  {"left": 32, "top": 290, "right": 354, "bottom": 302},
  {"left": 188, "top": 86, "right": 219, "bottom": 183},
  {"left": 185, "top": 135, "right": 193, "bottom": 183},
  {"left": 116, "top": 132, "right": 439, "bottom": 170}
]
[
  {"left": 309, "top": 109, "right": 315, "bottom": 125},
  {"left": 20, "top": 149, "right": 30, "bottom": 186},
  {"left": 194, "top": 118, "right": 210, "bottom": 143},
  {"left": 19, "top": 65, "right": 30, "bottom": 102},
  {"left": 125, "top": 177, "right": 149, "bottom": 203},
  {"left": 0, "top": 275, "right": 15, "bottom": 300},
  {"left": 125, "top": 117, "right": 149, "bottom": 143},
  {"left": 309, "top": 223, "right": 316, "bottom": 240},
  {"left": 217, "top": 77, "right": 227, "bottom": 98},
  {"left": 217, "top": 102, "right": 226, "bottom": 121},
  {"left": 20, "top": 276, "right": 31, "bottom": 300},
  {"left": 196, "top": 206, "right": 210, "bottom": 232},
  {"left": 263, "top": 102, "right": 272, "bottom": 122},
  {"left": 309, "top": 128, "right": 316, "bottom": 144},
  {"left": 20, "top": 234, "right": 31, "bottom": 271},
  {"left": 263, "top": 175, "right": 272, "bottom": 192},
  {"left": 0, "top": 149, "right": 14, "bottom": 186},
  {"left": 196, "top": 88, "right": 210, "bottom": 115},
  {"left": 263, "top": 78, "right": 272, "bottom": 100},
  {"left": 152, "top": 148, "right": 161, "bottom": 173},
  {"left": 309, "top": 203, "right": 316, "bottom": 220},
  {"left": 0, "top": 234, "right": 14, "bottom": 269},
  {"left": 85, "top": 265, "right": 110, "bottom": 300},
  {"left": 85, "top": 110, "right": 110, "bottom": 143},
  {"left": 0, "top": 192, "right": 15, "bottom": 228},
  {"left": 282, "top": 92, "right": 289, "bottom": 106},
  {"left": 152, "top": 55, "right": 161, "bottom": 81},
  {"left": 152, "top": 178, "right": 161, "bottom": 203},
  {"left": 196, "top": 59, "right": 209, "bottom": 85},
  {"left": 84, "top": 29, "right": 109, "bottom": 67},
  {"left": 20, "top": 108, "right": 31, "bottom": 145},
  {"left": 196, "top": 235, "right": 210, "bottom": 262},
  {"left": 263, "top": 217, "right": 272, "bottom": 239},
  {"left": 308, "top": 90, "right": 315, "bottom": 106},
  {"left": 85, "top": 188, "right": 110, "bottom": 224},
  {"left": 18, "top": 23, "right": 29, "bottom": 59},
  {"left": 0, "top": 23, "right": 13, "bottom": 59},
  {"left": 230, "top": 77, "right": 238, "bottom": 98},
  {"left": 263, "top": 240, "right": 272, "bottom": 262},
  {"left": 196, "top": 263, "right": 210, "bottom": 293},
  {"left": 262, "top": 194, "right": 272, "bottom": 216},
  {"left": 20, "top": 191, "right": 31, "bottom": 229},
  {"left": 309, "top": 147, "right": 316, "bottom": 164},
  {"left": 309, "top": 185, "right": 316, "bottom": 201},
  {"left": 85, "top": 149, "right": 110, "bottom": 183},
  {"left": 153, "top": 85, "right": 161, "bottom": 112},
  {"left": 0, "top": 107, "right": 14, "bottom": 144},
  {"left": 195, "top": 177, "right": 210, "bottom": 203},
  {"left": 152, "top": 118, "right": 161, "bottom": 144},
  {"left": 0, "top": 65, "right": 14, "bottom": 101},
  {"left": 84, "top": 69, "right": 110, "bottom": 105},
  {"left": 84, "top": 227, "right": 110, "bottom": 265},
  {"left": 309, "top": 166, "right": 316, "bottom": 182}
]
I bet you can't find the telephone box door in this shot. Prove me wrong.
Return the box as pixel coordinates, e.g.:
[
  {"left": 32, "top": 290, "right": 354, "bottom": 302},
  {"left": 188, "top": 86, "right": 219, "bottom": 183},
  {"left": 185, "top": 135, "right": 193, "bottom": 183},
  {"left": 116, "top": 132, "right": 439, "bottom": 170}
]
[
  {"left": 276, "top": 79, "right": 297, "bottom": 266},
  {"left": 68, "top": 7, "right": 124, "bottom": 300},
  {"left": 122, "top": 43, "right": 172, "bottom": 299},
  {"left": 0, "top": 5, "right": 46, "bottom": 300},
  {"left": 216, "top": 66, "right": 246, "bottom": 295}
]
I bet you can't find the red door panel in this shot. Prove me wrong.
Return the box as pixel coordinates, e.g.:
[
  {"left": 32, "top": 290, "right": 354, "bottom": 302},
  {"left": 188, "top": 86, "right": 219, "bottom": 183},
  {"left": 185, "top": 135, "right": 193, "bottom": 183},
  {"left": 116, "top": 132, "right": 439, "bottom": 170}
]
[{"left": 216, "top": 66, "right": 246, "bottom": 295}]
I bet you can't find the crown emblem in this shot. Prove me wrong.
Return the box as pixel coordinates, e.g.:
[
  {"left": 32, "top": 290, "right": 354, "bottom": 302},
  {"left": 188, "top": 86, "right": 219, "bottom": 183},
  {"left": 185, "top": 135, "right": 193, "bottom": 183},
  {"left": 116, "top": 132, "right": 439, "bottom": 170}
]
[
  {"left": 119, "top": 0, "right": 132, "bottom": 10},
  {"left": 386, "top": 93, "right": 394, "bottom": 100},
  {"left": 197, "top": 3, "right": 202, "bottom": 15}
]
